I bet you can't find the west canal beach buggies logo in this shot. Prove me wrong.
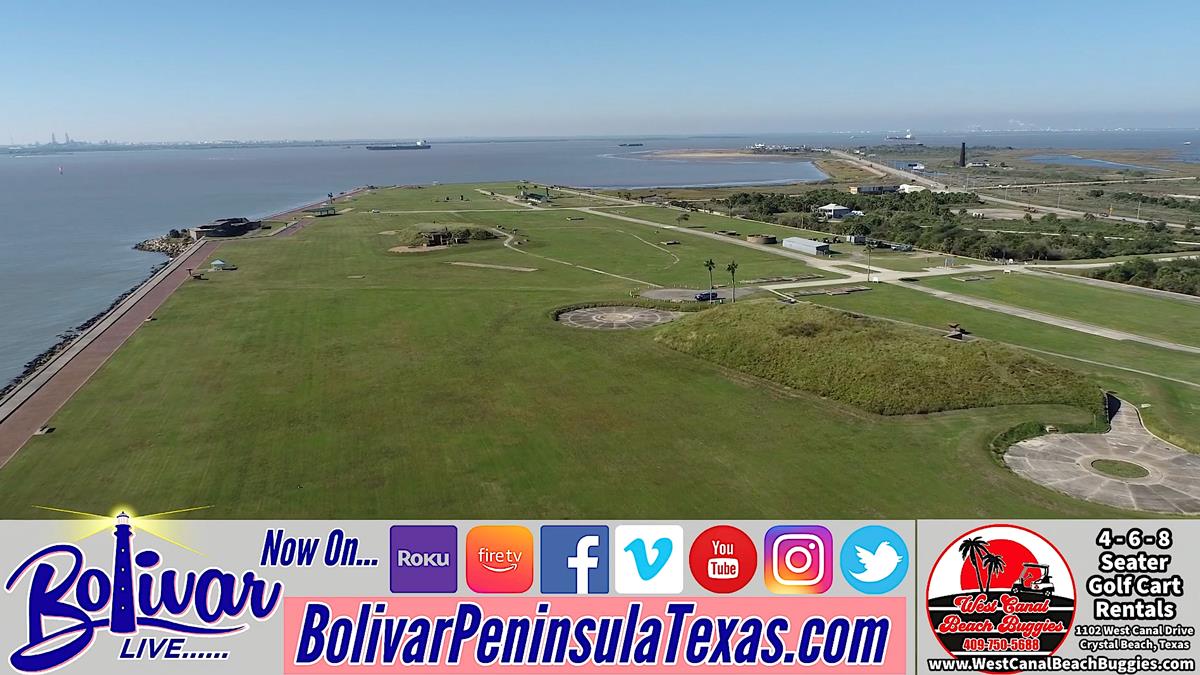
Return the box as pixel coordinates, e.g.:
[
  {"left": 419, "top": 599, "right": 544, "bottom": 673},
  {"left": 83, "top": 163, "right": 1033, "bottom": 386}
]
[
  {"left": 4, "top": 510, "right": 282, "bottom": 673},
  {"left": 926, "top": 524, "right": 1075, "bottom": 668}
]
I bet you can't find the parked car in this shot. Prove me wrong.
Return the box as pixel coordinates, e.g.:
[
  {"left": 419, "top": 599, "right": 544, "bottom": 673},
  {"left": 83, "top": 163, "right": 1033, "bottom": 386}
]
[{"left": 694, "top": 290, "right": 720, "bottom": 301}]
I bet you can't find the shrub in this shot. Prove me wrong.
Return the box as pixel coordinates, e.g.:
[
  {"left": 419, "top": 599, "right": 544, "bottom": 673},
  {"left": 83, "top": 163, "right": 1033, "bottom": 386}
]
[{"left": 656, "top": 300, "right": 1105, "bottom": 417}]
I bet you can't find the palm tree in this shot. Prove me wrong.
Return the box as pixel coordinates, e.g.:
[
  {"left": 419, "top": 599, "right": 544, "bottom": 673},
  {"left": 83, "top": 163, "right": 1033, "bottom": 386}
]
[
  {"left": 981, "top": 553, "right": 1006, "bottom": 594},
  {"left": 957, "top": 536, "right": 989, "bottom": 593},
  {"left": 703, "top": 259, "right": 716, "bottom": 295},
  {"left": 726, "top": 261, "right": 739, "bottom": 302}
]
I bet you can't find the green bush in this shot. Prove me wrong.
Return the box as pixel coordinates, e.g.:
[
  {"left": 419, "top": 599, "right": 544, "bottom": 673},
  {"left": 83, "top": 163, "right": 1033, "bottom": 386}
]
[{"left": 656, "top": 300, "right": 1106, "bottom": 416}]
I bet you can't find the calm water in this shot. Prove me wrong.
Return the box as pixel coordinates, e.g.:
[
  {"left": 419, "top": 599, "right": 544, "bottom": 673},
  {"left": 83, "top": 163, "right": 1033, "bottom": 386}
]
[{"left": 1, "top": 130, "right": 1197, "bottom": 383}]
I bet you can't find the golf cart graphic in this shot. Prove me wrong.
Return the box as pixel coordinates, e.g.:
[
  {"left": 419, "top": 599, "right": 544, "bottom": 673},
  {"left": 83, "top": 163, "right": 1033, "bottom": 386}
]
[{"left": 1011, "top": 562, "right": 1055, "bottom": 598}]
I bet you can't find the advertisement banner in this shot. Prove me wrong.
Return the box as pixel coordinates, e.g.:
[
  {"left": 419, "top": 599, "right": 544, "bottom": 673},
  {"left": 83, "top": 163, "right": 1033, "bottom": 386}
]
[{"left": 0, "top": 517, "right": 1194, "bottom": 673}]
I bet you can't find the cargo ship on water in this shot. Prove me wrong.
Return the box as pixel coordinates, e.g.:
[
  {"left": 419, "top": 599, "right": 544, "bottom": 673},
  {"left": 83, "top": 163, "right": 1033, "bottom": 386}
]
[{"left": 365, "top": 139, "right": 431, "bottom": 150}]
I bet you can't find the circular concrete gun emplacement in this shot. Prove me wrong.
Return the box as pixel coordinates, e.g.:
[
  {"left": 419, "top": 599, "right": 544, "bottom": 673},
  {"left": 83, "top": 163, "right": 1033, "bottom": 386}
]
[
  {"left": 556, "top": 306, "right": 683, "bottom": 330},
  {"left": 1005, "top": 398, "right": 1200, "bottom": 514}
]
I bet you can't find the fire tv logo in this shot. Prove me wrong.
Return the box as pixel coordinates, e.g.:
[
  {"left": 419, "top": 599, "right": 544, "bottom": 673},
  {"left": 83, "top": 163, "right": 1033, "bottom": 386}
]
[{"left": 466, "top": 526, "right": 533, "bottom": 593}]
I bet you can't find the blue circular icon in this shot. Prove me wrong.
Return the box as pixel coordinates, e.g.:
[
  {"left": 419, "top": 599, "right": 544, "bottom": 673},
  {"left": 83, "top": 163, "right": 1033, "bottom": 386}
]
[{"left": 839, "top": 525, "right": 908, "bottom": 594}]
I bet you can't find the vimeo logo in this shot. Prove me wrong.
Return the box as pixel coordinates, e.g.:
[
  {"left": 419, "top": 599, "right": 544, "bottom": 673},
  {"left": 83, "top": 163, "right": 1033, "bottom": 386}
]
[
  {"left": 615, "top": 525, "right": 683, "bottom": 594},
  {"left": 540, "top": 526, "right": 609, "bottom": 594}
]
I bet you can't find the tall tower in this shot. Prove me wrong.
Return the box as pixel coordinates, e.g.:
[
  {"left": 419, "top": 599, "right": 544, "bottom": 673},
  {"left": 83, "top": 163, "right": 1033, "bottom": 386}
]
[
  {"left": 959, "top": 142, "right": 967, "bottom": 168},
  {"left": 111, "top": 512, "right": 136, "bottom": 633},
  {"left": 51, "top": 132, "right": 57, "bottom": 145}
]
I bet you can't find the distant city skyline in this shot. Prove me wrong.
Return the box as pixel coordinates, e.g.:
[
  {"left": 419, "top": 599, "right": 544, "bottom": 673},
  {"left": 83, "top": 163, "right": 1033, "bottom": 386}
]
[{"left": 3, "top": 1, "right": 1198, "bottom": 144}]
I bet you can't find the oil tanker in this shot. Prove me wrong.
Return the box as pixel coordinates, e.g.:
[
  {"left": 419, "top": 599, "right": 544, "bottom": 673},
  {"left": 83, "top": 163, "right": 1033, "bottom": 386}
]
[{"left": 366, "top": 140, "right": 431, "bottom": 150}]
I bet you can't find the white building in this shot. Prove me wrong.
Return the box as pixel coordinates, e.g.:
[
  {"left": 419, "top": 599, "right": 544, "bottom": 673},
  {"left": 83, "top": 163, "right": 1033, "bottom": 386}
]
[
  {"left": 782, "top": 237, "right": 831, "bottom": 255},
  {"left": 898, "top": 184, "right": 927, "bottom": 194},
  {"left": 816, "top": 203, "right": 852, "bottom": 219}
]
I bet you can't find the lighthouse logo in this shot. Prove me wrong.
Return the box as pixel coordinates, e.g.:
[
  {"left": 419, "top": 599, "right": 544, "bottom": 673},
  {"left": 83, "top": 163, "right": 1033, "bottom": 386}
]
[
  {"left": 5, "top": 512, "right": 283, "bottom": 673},
  {"left": 926, "top": 524, "right": 1075, "bottom": 669}
]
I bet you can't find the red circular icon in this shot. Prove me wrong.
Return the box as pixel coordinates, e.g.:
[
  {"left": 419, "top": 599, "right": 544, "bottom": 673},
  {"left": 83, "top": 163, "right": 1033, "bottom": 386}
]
[{"left": 689, "top": 525, "right": 757, "bottom": 593}]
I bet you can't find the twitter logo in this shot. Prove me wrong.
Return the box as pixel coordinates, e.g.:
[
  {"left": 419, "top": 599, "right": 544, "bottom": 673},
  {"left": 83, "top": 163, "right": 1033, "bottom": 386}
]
[{"left": 839, "top": 525, "right": 909, "bottom": 594}]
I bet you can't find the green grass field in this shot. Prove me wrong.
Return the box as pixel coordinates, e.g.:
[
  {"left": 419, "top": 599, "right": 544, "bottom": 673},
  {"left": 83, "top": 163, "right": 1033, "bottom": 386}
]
[
  {"left": 657, "top": 301, "right": 1103, "bottom": 416},
  {"left": 918, "top": 273, "right": 1200, "bottom": 347},
  {"left": 805, "top": 284, "right": 1200, "bottom": 452},
  {"left": 0, "top": 183, "right": 1188, "bottom": 520},
  {"left": 619, "top": 206, "right": 838, "bottom": 243}
]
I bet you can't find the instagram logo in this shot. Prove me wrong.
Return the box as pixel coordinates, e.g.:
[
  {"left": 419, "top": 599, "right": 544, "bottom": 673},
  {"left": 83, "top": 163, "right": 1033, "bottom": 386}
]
[{"left": 764, "top": 525, "right": 833, "bottom": 594}]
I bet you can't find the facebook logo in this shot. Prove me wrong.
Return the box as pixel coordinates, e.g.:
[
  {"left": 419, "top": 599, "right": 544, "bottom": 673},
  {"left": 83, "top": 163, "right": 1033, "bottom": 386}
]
[{"left": 540, "top": 526, "right": 609, "bottom": 594}]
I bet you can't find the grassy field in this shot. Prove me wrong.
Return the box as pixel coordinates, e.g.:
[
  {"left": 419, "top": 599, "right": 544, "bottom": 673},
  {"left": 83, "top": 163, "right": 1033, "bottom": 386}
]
[
  {"left": 918, "top": 273, "right": 1200, "bottom": 347},
  {"left": 614, "top": 206, "right": 966, "bottom": 271},
  {"left": 618, "top": 206, "right": 839, "bottom": 243},
  {"left": 0, "top": 183, "right": 1172, "bottom": 519},
  {"left": 452, "top": 209, "right": 839, "bottom": 287},
  {"left": 656, "top": 301, "right": 1103, "bottom": 416},
  {"left": 805, "top": 284, "right": 1200, "bottom": 452}
]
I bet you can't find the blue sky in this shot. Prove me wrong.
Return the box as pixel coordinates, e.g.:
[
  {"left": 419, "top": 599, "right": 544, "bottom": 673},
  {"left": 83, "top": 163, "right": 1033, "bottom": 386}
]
[{"left": 3, "top": 1, "right": 1198, "bottom": 142}]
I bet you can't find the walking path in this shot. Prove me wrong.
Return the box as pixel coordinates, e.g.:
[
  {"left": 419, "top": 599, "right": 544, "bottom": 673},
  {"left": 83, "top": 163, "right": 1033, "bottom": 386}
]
[
  {"left": 900, "top": 282, "right": 1200, "bottom": 355},
  {"left": 0, "top": 239, "right": 221, "bottom": 467},
  {"left": 1007, "top": 400, "right": 1200, "bottom": 514},
  {"left": 1028, "top": 268, "right": 1200, "bottom": 305},
  {"left": 0, "top": 188, "right": 369, "bottom": 467},
  {"left": 491, "top": 228, "right": 661, "bottom": 287}
]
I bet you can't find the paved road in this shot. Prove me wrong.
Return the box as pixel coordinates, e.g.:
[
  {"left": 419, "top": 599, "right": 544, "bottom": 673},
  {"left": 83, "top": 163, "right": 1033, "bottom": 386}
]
[
  {"left": 0, "top": 240, "right": 222, "bottom": 467},
  {"left": 982, "top": 176, "right": 1198, "bottom": 189},
  {"left": 901, "top": 282, "right": 1200, "bottom": 355},
  {"left": 827, "top": 149, "right": 1196, "bottom": 232},
  {"left": 1007, "top": 399, "right": 1200, "bottom": 514},
  {"left": 1028, "top": 268, "right": 1200, "bottom": 305},
  {"left": 974, "top": 193, "right": 1191, "bottom": 231}
]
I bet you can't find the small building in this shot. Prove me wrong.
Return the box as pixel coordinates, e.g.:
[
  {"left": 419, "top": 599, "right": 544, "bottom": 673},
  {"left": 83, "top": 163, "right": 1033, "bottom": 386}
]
[
  {"left": 782, "top": 237, "right": 831, "bottom": 255},
  {"left": 849, "top": 185, "right": 899, "bottom": 195},
  {"left": 844, "top": 234, "right": 866, "bottom": 244},
  {"left": 816, "top": 203, "right": 852, "bottom": 219},
  {"left": 966, "top": 161, "right": 990, "bottom": 168},
  {"left": 524, "top": 192, "right": 547, "bottom": 203},
  {"left": 898, "top": 184, "right": 927, "bottom": 194},
  {"left": 746, "top": 234, "right": 777, "bottom": 245},
  {"left": 305, "top": 206, "right": 337, "bottom": 217},
  {"left": 190, "top": 217, "right": 261, "bottom": 238},
  {"left": 420, "top": 230, "right": 452, "bottom": 246}
]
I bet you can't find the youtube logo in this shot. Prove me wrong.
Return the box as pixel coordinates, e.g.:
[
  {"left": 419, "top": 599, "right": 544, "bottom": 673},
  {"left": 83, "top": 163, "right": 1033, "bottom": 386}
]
[{"left": 688, "top": 525, "right": 756, "bottom": 593}]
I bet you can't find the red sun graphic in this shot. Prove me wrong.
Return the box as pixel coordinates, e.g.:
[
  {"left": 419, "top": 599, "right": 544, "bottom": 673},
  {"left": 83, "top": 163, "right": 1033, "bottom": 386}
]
[{"left": 958, "top": 538, "right": 1037, "bottom": 591}]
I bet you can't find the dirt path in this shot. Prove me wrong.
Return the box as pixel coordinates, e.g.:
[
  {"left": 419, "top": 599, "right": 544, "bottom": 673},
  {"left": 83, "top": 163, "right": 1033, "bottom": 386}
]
[{"left": 491, "top": 228, "right": 661, "bottom": 287}]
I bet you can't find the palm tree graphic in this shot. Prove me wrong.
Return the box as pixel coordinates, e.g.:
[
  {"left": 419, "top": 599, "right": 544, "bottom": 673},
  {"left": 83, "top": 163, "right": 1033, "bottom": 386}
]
[
  {"left": 958, "top": 536, "right": 990, "bottom": 593},
  {"left": 981, "top": 552, "right": 1006, "bottom": 593}
]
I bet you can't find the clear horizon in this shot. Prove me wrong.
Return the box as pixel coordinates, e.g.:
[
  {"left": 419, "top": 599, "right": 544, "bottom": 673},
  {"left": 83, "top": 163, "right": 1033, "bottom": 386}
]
[{"left": 3, "top": 0, "right": 1198, "bottom": 144}]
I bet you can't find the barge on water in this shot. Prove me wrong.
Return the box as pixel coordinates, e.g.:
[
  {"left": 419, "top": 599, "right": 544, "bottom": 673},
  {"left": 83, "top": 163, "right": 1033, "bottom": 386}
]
[{"left": 366, "top": 140, "right": 431, "bottom": 150}]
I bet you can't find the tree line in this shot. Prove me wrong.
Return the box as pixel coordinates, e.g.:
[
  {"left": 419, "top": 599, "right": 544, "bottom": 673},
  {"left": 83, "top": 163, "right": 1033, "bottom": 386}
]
[
  {"left": 703, "top": 190, "right": 1188, "bottom": 262},
  {"left": 1090, "top": 257, "right": 1200, "bottom": 297}
]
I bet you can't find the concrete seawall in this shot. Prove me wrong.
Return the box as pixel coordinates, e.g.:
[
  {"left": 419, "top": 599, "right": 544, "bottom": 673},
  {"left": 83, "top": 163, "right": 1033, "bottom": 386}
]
[
  {"left": 0, "top": 238, "right": 220, "bottom": 466},
  {"left": 0, "top": 185, "right": 371, "bottom": 467}
]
